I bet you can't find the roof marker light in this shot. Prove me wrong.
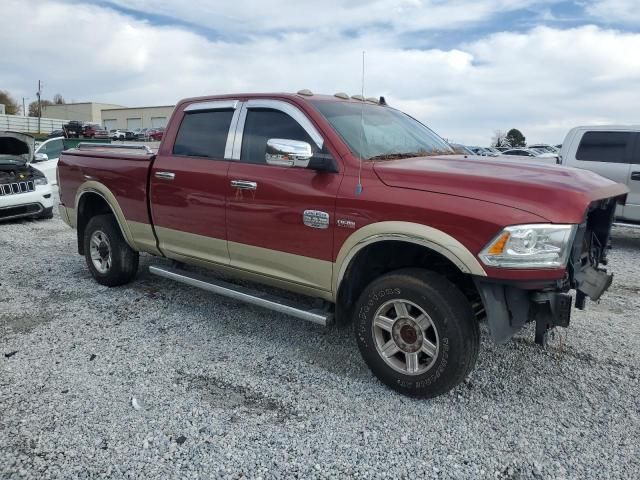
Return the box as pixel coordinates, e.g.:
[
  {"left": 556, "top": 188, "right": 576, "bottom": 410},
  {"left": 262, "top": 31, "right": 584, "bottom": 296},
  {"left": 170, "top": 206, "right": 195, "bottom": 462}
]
[
  {"left": 297, "top": 89, "right": 314, "bottom": 96},
  {"left": 334, "top": 92, "right": 350, "bottom": 99}
]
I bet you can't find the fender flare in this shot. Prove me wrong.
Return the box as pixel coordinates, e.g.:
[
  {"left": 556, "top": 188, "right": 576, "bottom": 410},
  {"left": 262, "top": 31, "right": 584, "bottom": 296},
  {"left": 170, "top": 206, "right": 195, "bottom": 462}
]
[
  {"left": 75, "top": 181, "right": 139, "bottom": 251},
  {"left": 333, "top": 221, "right": 487, "bottom": 294}
]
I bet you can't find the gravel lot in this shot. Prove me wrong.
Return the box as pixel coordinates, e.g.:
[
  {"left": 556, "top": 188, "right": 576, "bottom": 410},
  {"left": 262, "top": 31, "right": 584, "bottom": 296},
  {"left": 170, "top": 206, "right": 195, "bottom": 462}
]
[{"left": 1, "top": 193, "right": 639, "bottom": 479}]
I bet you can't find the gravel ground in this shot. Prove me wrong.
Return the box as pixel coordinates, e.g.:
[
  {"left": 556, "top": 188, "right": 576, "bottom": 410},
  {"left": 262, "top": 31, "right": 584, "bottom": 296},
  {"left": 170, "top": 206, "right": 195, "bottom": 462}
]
[{"left": 1, "top": 194, "right": 639, "bottom": 479}]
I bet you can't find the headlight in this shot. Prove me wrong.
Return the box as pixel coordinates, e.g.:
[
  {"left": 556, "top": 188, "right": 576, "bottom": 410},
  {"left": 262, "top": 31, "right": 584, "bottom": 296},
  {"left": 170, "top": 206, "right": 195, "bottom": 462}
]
[
  {"left": 479, "top": 224, "right": 576, "bottom": 268},
  {"left": 34, "top": 176, "right": 48, "bottom": 186}
]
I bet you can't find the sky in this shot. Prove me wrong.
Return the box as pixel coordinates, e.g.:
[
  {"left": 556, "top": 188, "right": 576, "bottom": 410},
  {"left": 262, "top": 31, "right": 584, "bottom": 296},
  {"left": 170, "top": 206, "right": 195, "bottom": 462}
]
[{"left": 1, "top": 0, "right": 639, "bottom": 145}]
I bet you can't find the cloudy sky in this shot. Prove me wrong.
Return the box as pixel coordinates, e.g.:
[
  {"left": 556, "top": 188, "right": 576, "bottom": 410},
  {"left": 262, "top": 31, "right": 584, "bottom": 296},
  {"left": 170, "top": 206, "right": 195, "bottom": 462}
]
[{"left": 2, "top": 0, "right": 639, "bottom": 145}]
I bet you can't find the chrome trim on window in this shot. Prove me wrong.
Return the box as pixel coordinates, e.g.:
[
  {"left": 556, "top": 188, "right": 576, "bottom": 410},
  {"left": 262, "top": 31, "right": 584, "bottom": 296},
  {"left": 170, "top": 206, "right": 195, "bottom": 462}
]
[
  {"left": 231, "top": 103, "right": 248, "bottom": 160},
  {"left": 184, "top": 100, "right": 239, "bottom": 112},
  {"left": 245, "top": 99, "right": 324, "bottom": 149},
  {"left": 225, "top": 106, "right": 243, "bottom": 160}
]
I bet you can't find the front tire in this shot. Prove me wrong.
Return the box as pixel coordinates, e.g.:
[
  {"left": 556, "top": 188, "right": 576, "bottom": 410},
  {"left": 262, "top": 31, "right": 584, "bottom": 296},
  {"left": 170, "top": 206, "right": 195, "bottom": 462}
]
[
  {"left": 354, "top": 269, "right": 479, "bottom": 398},
  {"left": 83, "top": 214, "right": 139, "bottom": 286}
]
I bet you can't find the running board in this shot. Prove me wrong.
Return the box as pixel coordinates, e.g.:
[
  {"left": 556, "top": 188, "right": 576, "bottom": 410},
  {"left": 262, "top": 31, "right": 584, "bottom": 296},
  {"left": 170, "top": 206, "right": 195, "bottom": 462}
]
[
  {"left": 148, "top": 265, "right": 333, "bottom": 326},
  {"left": 613, "top": 222, "right": 640, "bottom": 230}
]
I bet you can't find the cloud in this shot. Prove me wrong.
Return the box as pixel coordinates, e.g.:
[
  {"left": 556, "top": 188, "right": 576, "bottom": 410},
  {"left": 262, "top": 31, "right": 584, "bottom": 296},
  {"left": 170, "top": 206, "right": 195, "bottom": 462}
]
[
  {"left": 585, "top": 0, "right": 640, "bottom": 25},
  {"left": 1, "top": 0, "right": 639, "bottom": 145}
]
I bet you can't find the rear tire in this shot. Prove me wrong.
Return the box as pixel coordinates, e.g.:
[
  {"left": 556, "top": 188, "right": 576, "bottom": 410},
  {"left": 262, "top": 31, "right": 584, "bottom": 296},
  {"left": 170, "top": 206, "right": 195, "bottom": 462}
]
[
  {"left": 354, "top": 268, "right": 480, "bottom": 398},
  {"left": 83, "top": 214, "right": 139, "bottom": 286}
]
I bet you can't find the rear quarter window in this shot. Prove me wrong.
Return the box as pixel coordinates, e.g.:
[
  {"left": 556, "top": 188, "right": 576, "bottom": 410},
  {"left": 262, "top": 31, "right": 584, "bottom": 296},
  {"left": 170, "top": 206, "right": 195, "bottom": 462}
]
[{"left": 575, "top": 131, "right": 631, "bottom": 163}]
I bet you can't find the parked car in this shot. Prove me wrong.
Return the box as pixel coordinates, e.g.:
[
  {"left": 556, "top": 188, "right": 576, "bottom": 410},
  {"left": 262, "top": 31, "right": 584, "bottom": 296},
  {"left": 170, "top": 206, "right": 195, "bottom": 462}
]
[
  {"left": 33, "top": 136, "right": 66, "bottom": 184},
  {"left": 135, "top": 128, "right": 150, "bottom": 140},
  {"left": 47, "top": 129, "right": 66, "bottom": 139},
  {"left": 1, "top": 131, "right": 53, "bottom": 221},
  {"left": 528, "top": 143, "right": 560, "bottom": 154},
  {"left": 57, "top": 91, "right": 628, "bottom": 398},
  {"left": 63, "top": 120, "right": 84, "bottom": 138},
  {"left": 110, "top": 129, "right": 128, "bottom": 140},
  {"left": 500, "top": 148, "right": 559, "bottom": 164},
  {"left": 559, "top": 125, "right": 639, "bottom": 224},
  {"left": 83, "top": 123, "right": 109, "bottom": 139},
  {"left": 149, "top": 128, "right": 164, "bottom": 141},
  {"left": 449, "top": 143, "right": 475, "bottom": 155}
]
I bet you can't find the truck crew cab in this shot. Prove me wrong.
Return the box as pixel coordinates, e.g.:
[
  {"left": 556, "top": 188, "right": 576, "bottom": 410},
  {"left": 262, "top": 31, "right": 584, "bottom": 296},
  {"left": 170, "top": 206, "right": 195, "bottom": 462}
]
[{"left": 57, "top": 91, "right": 628, "bottom": 397}]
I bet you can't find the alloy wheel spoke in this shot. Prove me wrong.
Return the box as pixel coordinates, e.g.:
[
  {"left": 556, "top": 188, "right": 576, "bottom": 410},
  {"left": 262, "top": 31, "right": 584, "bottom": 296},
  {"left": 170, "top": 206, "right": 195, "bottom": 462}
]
[
  {"left": 405, "top": 352, "right": 420, "bottom": 373},
  {"left": 374, "top": 315, "right": 395, "bottom": 332},
  {"left": 421, "top": 339, "right": 437, "bottom": 357},
  {"left": 415, "top": 314, "right": 432, "bottom": 332},
  {"left": 393, "top": 302, "right": 409, "bottom": 319},
  {"left": 380, "top": 339, "right": 400, "bottom": 358}
]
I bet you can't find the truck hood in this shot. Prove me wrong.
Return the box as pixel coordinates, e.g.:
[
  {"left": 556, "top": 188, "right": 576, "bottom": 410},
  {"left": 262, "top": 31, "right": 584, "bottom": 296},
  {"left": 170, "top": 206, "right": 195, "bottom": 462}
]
[
  {"left": 0, "top": 131, "right": 35, "bottom": 165},
  {"left": 373, "top": 155, "right": 629, "bottom": 223}
]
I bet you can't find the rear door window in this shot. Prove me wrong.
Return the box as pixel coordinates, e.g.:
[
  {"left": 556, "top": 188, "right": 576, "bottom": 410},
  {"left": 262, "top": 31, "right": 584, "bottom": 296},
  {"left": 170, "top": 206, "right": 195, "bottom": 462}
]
[
  {"left": 173, "top": 110, "right": 235, "bottom": 159},
  {"left": 575, "top": 131, "right": 632, "bottom": 163}
]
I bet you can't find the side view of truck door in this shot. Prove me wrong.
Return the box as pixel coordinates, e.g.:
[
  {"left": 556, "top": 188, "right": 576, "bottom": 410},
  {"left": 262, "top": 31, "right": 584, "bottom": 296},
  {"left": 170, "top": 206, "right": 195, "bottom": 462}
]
[
  {"left": 226, "top": 99, "right": 342, "bottom": 292},
  {"left": 149, "top": 100, "right": 240, "bottom": 265}
]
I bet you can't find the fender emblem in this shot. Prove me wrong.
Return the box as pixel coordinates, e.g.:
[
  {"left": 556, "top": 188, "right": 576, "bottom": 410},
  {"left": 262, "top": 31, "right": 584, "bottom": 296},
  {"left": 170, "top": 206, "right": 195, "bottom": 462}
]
[
  {"left": 337, "top": 219, "right": 356, "bottom": 229},
  {"left": 303, "top": 210, "right": 330, "bottom": 229}
]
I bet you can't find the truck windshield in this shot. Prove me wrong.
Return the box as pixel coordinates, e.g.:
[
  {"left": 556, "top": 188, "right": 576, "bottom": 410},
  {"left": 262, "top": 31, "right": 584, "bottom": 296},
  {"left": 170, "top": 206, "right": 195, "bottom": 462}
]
[{"left": 310, "top": 100, "right": 454, "bottom": 160}]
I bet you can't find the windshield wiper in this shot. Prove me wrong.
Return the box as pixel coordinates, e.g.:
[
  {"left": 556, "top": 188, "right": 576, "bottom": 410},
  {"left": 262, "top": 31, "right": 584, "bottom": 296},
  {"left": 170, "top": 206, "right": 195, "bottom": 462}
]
[{"left": 367, "top": 150, "right": 457, "bottom": 161}]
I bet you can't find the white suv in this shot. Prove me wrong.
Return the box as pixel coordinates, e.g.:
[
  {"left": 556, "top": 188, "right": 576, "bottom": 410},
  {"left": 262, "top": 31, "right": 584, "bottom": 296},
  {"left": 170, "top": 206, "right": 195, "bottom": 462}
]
[{"left": 0, "top": 131, "right": 54, "bottom": 222}]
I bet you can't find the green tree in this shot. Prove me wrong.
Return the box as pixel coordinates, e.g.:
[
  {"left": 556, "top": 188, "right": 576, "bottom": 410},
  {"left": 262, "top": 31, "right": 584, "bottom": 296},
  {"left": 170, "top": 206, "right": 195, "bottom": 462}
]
[
  {"left": 0, "top": 90, "right": 20, "bottom": 115},
  {"left": 506, "top": 128, "right": 526, "bottom": 147}
]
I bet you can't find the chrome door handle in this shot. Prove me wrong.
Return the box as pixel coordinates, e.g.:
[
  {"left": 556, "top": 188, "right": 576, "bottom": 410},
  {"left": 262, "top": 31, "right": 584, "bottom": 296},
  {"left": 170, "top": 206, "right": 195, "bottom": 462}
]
[
  {"left": 155, "top": 171, "right": 175, "bottom": 180},
  {"left": 631, "top": 171, "right": 640, "bottom": 181},
  {"left": 230, "top": 180, "right": 257, "bottom": 190}
]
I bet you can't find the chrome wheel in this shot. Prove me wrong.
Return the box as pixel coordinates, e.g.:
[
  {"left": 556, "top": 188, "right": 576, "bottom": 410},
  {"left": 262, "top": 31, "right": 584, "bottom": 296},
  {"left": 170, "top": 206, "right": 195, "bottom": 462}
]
[
  {"left": 372, "top": 299, "right": 439, "bottom": 376},
  {"left": 89, "top": 230, "right": 112, "bottom": 274}
]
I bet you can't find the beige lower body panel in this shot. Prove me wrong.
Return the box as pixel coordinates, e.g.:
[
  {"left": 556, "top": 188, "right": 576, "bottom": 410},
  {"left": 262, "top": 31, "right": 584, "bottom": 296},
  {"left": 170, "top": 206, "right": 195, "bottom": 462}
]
[
  {"left": 155, "top": 226, "right": 230, "bottom": 266},
  {"left": 165, "top": 250, "right": 335, "bottom": 302}
]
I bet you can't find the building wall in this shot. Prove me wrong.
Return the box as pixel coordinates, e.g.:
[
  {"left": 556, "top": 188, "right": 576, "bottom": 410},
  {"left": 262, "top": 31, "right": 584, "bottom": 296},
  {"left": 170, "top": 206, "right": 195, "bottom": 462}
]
[
  {"left": 101, "top": 106, "right": 175, "bottom": 130},
  {"left": 41, "top": 103, "right": 124, "bottom": 122}
]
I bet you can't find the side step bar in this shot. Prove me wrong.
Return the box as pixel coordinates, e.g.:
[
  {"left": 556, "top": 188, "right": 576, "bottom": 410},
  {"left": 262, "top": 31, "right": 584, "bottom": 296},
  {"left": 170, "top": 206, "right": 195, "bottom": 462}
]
[
  {"left": 149, "top": 265, "right": 333, "bottom": 326},
  {"left": 613, "top": 222, "right": 640, "bottom": 230}
]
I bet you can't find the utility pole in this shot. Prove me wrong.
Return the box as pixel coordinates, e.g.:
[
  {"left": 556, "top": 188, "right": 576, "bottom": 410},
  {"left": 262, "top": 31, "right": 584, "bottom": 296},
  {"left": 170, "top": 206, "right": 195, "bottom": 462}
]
[
  {"left": 37, "top": 80, "right": 42, "bottom": 133},
  {"left": 22, "top": 97, "right": 28, "bottom": 116}
]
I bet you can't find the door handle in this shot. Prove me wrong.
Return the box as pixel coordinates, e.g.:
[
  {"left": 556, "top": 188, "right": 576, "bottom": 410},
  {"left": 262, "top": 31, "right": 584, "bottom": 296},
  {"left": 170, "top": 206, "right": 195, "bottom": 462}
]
[
  {"left": 155, "top": 171, "right": 175, "bottom": 180},
  {"left": 230, "top": 180, "right": 257, "bottom": 190},
  {"left": 631, "top": 171, "right": 640, "bottom": 181}
]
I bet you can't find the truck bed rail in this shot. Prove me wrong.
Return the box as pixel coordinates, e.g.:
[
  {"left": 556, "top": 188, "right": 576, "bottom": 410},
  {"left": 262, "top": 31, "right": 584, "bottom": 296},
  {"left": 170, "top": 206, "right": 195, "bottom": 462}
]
[{"left": 76, "top": 143, "right": 154, "bottom": 154}]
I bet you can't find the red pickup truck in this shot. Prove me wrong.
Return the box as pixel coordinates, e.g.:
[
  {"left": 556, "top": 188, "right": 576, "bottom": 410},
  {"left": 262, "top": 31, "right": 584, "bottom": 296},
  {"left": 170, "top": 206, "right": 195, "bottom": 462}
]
[{"left": 57, "top": 92, "right": 628, "bottom": 397}]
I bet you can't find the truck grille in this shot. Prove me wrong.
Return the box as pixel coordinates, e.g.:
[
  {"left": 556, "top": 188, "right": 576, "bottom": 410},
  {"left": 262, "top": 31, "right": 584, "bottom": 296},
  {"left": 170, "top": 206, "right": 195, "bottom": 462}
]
[{"left": 0, "top": 181, "right": 35, "bottom": 196}]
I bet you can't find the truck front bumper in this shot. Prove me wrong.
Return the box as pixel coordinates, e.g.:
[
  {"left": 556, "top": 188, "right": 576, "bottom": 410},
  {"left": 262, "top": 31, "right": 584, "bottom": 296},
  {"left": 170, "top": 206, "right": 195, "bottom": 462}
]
[{"left": 475, "top": 266, "right": 613, "bottom": 345}]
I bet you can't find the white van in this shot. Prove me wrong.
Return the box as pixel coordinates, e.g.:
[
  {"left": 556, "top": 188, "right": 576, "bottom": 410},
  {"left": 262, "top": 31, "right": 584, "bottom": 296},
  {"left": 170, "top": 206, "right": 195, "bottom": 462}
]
[{"left": 560, "top": 126, "right": 639, "bottom": 224}]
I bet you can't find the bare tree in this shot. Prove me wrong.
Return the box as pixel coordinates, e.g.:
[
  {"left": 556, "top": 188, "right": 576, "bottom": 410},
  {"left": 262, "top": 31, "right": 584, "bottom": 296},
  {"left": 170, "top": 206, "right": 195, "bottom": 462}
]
[
  {"left": 53, "top": 93, "right": 65, "bottom": 104},
  {"left": 491, "top": 130, "right": 510, "bottom": 148},
  {"left": 0, "top": 90, "right": 21, "bottom": 115},
  {"left": 29, "top": 99, "right": 53, "bottom": 117}
]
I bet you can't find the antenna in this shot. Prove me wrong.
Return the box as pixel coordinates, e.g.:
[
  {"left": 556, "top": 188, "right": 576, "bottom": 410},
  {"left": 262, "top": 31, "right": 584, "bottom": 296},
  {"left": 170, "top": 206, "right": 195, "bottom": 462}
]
[{"left": 356, "top": 51, "right": 365, "bottom": 196}]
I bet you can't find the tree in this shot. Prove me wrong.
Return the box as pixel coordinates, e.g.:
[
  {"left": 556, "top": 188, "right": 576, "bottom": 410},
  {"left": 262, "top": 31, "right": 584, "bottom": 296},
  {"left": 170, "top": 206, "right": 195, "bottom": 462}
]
[
  {"left": 53, "top": 93, "right": 65, "bottom": 104},
  {"left": 491, "top": 130, "right": 510, "bottom": 148},
  {"left": 28, "top": 99, "right": 53, "bottom": 117},
  {"left": 506, "top": 128, "right": 526, "bottom": 147},
  {"left": 0, "top": 90, "right": 20, "bottom": 115}
]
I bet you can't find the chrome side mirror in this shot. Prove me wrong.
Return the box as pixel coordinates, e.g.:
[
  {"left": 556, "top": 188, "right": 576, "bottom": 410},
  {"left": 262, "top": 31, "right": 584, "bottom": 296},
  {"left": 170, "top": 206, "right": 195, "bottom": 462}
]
[
  {"left": 34, "top": 153, "right": 49, "bottom": 163},
  {"left": 265, "top": 138, "right": 313, "bottom": 168}
]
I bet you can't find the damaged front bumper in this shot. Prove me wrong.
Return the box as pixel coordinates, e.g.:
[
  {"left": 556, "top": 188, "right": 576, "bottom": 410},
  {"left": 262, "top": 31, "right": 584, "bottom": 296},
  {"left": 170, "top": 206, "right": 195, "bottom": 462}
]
[
  {"left": 475, "top": 265, "right": 613, "bottom": 346},
  {"left": 475, "top": 197, "right": 617, "bottom": 345}
]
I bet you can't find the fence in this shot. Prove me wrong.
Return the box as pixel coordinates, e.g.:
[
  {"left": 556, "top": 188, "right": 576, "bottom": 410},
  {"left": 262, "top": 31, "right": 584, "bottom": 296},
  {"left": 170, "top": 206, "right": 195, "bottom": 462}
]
[{"left": 0, "top": 114, "right": 65, "bottom": 134}]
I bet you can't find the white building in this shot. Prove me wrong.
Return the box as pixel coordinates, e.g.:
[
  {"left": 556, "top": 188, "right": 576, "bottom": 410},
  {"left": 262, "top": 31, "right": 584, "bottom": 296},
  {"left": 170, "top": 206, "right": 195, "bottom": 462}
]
[
  {"left": 101, "top": 105, "right": 174, "bottom": 131},
  {"left": 40, "top": 102, "right": 175, "bottom": 130}
]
